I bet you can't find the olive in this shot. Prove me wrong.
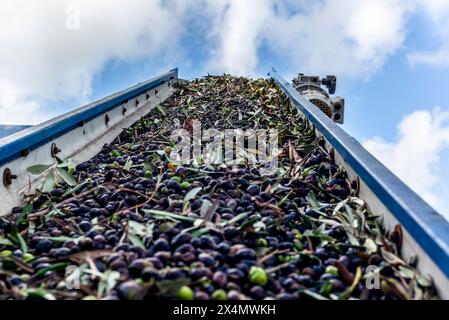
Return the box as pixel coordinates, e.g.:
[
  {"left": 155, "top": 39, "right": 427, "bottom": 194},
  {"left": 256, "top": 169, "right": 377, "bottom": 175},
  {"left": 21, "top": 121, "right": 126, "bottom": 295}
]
[
  {"left": 117, "top": 281, "right": 143, "bottom": 300},
  {"left": 314, "top": 248, "right": 329, "bottom": 260},
  {"left": 296, "top": 274, "right": 313, "bottom": 286},
  {"left": 199, "top": 235, "right": 216, "bottom": 249},
  {"left": 235, "top": 248, "right": 256, "bottom": 261},
  {"left": 227, "top": 268, "right": 245, "bottom": 282},
  {"left": 189, "top": 267, "right": 213, "bottom": 279},
  {"left": 223, "top": 226, "right": 239, "bottom": 240},
  {"left": 35, "top": 240, "right": 53, "bottom": 254},
  {"left": 246, "top": 185, "right": 260, "bottom": 196},
  {"left": 211, "top": 289, "right": 227, "bottom": 300},
  {"left": 248, "top": 266, "right": 268, "bottom": 286},
  {"left": 175, "top": 166, "right": 187, "bottom": 176},
  {"left": 50, "top": 188, "right": 64, "bottom": 197},
  {"left": 51, "top": 247, "right": 71, "bottom": 258},
  {"left": 198, "top": 253, "right": 215, "bottom": 267},
  {"left": 212, "top": 271, "right": 228, "bottom": 288},
  {"left": 195, "top": 291, "right": 210, "bottom": 300},
  {"left": 176, "top": 286, "right": 194, "bottom": 300},
  {"left": 128, "top": 259, "right": 146, "bottom": 277},
  {"left": 171, "top": 233, "right": 192, "bottom": 248},
  {"left": 217, "top": 242, "right": 230, "bottom": 254},
  {"left": 249, "top": 285, "right": 265, "bottom": 299},
  {"left": 141, "top": 267, "right": 161, "bottom": 282},
  {"left": 227, "top": 290, "right": 241, "bottom": 300},
  {"left": 153, "top": 238, "right": 170, "bottom": 252},
  {"left": 277, "top": 293, "right": 296, "bottom": 300}
]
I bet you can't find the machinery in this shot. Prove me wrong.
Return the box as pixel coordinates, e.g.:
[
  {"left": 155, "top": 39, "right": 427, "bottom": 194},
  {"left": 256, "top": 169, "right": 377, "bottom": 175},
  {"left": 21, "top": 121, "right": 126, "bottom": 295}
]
[
  {"left": 292, "top": 73, "right": 345, "bottom": 124},
  {"left": 0, "top": 68, "right": 448, "bottom": 298}
]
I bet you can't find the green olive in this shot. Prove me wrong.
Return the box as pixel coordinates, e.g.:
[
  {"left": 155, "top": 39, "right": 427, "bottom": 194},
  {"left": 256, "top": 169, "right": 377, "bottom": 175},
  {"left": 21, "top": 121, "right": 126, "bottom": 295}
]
[
  {"left": 176, "top": 286, "right": 194, "bottom": 300},
  {"left": 249, "top": 266, "right": 268, "bottom": 286},
  {"left": 211, "top": 289, "right": 227, "bottom": 300}
]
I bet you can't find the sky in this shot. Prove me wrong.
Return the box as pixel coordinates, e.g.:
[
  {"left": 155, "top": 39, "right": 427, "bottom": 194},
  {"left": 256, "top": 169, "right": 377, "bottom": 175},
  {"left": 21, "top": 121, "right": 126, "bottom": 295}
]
[{"left": 0, "top": 0, "right": 449, "bottom": 219}]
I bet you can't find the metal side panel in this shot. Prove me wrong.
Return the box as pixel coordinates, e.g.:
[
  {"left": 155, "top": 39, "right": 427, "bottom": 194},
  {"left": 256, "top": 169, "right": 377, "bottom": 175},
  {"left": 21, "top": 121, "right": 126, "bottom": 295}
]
[
  {"left": 0, "top": 69, "right": 178, "bottom": 214},
  {"left": 269, "top": 68, "right": 449, "bottom": 298}
]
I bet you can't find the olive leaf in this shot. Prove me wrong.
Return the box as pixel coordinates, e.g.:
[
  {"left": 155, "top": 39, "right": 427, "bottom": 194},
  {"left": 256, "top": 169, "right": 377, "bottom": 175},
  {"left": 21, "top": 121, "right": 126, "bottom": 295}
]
[
  {"left": 143, "top": 209, "right": 196, "bottom": 222},
  {"left": 0, "top": 236, "right": 13, "bottom": 246},
  {"left": 127, "top": 221, "right": 154, "bottom": 248},
  {"left": 42, "top": 171, "right": 55, "bottom": 193},
  {"left": 21, "top": 288, "right": 56, "bottom": 300},
  {"left": 156, "top": 104, "right": 167, "bottom": 116},
  {"left": 57, "top": 167, "right": 77, "bottom": 186},
  {"left": 123, "top": 159, "right": 133, "bottom": 170},
  {"left": 26, "top": 164, "right": 52, "bottom": 175},
  {"left": 183, "top": 186, "right": 202, "bottom": 212}
]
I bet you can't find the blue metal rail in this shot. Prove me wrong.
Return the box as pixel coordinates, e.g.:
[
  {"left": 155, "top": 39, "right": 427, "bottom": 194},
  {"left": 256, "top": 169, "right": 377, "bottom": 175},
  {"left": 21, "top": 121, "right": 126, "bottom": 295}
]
[
  {"left": 0, "top": 125, "right": 32, "bottom": 140},
  {"left": 0, "top": 68, "right": 178, "bottom": 168},
  {"left": 269, "top": 68, "right": 449, "bottom": 278}
]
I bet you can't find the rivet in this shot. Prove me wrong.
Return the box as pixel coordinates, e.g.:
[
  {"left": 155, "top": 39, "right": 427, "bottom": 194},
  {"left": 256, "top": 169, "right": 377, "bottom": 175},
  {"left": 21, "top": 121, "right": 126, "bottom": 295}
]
[
  {"left": 3, "top": 168, "right": 17, "bottom": 187},
  {"left": 51, "top": 143, "right": 61, "bottom": 158}
]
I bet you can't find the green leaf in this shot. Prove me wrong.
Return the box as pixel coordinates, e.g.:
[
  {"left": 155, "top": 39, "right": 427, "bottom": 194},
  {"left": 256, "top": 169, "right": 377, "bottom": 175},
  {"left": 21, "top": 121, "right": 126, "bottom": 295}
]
[
  {"left": 36, "top": 236, "right": 80, "bottom": 243},
  {"left": 57, "top": 167, "right": 77, "bottom": 186},
  {"left": 416, "top": 274, "right": 432, "bottom": 287},
  {"left": 0, "top": 237, "right": 13, "bottom": 246},
  {"left": 364, "top": 238, "right": 377, "bottom": 254},
  {"left": 128, "top": 234, "right": 145, "bottom": 249},
  {"left": 96, "top": 270, "right": 120, "bottom": 298},
  {"left": 276, "top": 191, "right": 292, "bottom": 207},
  {"left": 143, "top": 209, "right": 196, "bottom": 222},
  {"left": 157, "top": 104, "right": 167, "bottom": 116},
  {"left": 143, "top": 158, "right": 155, "bottom": 173},
  {"left": 190, "top": 227, "right": 210, "bottom": 238},
  {"left": 128, "top": 221, "right": 154, "bottom": 239},
  {"left": 301, "top": 289, "right": 329, "bottom": 300},
  {"left": 183, "top": 187, "right": 202, "bottom": 206},
  {"left": 22, "top": 288, "right": 56, "bottom": 300},
  {"left": 183, "top": 187, "right": 202, "bottom": 211},
  {"left": 16, "top": 232, "right": 28, "bottom": 254},
  {"left": 63, "top": 182, "right": 88, "bottom": 197},
  {"left": 26, "top": 164, "right": 52, "bottom": 175},
  {"left": 42, "top": 172, "right": 55, "bottom": 193},
  {"left": 123, "top": 159, "right": 133, "bottom": 170},
  {"left": 398, "top": 266, "right": 415, "bottom": 279},
  {"left": 36, "top": 262, "right": 69, "bottom": 277}
]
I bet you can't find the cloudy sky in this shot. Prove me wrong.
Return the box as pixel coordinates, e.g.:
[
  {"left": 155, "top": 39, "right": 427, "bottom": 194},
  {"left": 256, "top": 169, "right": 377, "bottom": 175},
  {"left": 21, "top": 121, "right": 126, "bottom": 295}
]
[{"left": 0, "top": 0, "right": 449, "bottom": 218}]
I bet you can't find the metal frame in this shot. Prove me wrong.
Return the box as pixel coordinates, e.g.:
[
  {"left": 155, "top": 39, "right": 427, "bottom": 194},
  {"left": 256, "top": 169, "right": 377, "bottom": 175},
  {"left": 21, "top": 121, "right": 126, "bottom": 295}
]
[
  {"left": 0, "top": 68, "right": 178, "bottom": 167},
  {"left": 269, "top": 68, "right": 449, "bottom": 283},
  {"left": 0, "top": 68, "right": 178, "bottom": 213}
]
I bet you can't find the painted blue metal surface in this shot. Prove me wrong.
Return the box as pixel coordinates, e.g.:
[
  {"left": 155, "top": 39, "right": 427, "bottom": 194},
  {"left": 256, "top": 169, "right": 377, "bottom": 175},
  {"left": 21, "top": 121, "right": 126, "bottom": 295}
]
[
  {"left": 269, "top": 68, "right": 449, "bottom": 278},
  {"left": 0, "top": 68, "right": 178, "bottom": 167},
  {"left": 0, "top": 125, "right": 32, "bottom": 139}
]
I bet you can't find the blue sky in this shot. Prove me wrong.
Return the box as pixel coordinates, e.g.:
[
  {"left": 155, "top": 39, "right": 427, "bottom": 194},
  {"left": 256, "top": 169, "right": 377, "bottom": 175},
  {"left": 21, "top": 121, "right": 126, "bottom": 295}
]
[{"left": 0, "top": 0, "right": 449, "bottom": 218}]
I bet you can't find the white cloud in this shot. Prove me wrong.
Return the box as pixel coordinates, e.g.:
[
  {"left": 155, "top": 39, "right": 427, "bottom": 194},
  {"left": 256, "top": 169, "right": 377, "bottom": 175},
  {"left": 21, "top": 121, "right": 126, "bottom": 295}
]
[
  {"left": 364, "top": 107, "right": 449, "bottom": 218},
  {"left": 204, "top": 0, "right": 413, "bottom": 78},
  {"left": 0, "top": 0, "right": 188, "bottom": 125},
  {"left": 206, "top": 0, "right": 274, "bottom": 76},
  {"left": 265, "top": 0, "right": 413, "bottom": 78}
]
